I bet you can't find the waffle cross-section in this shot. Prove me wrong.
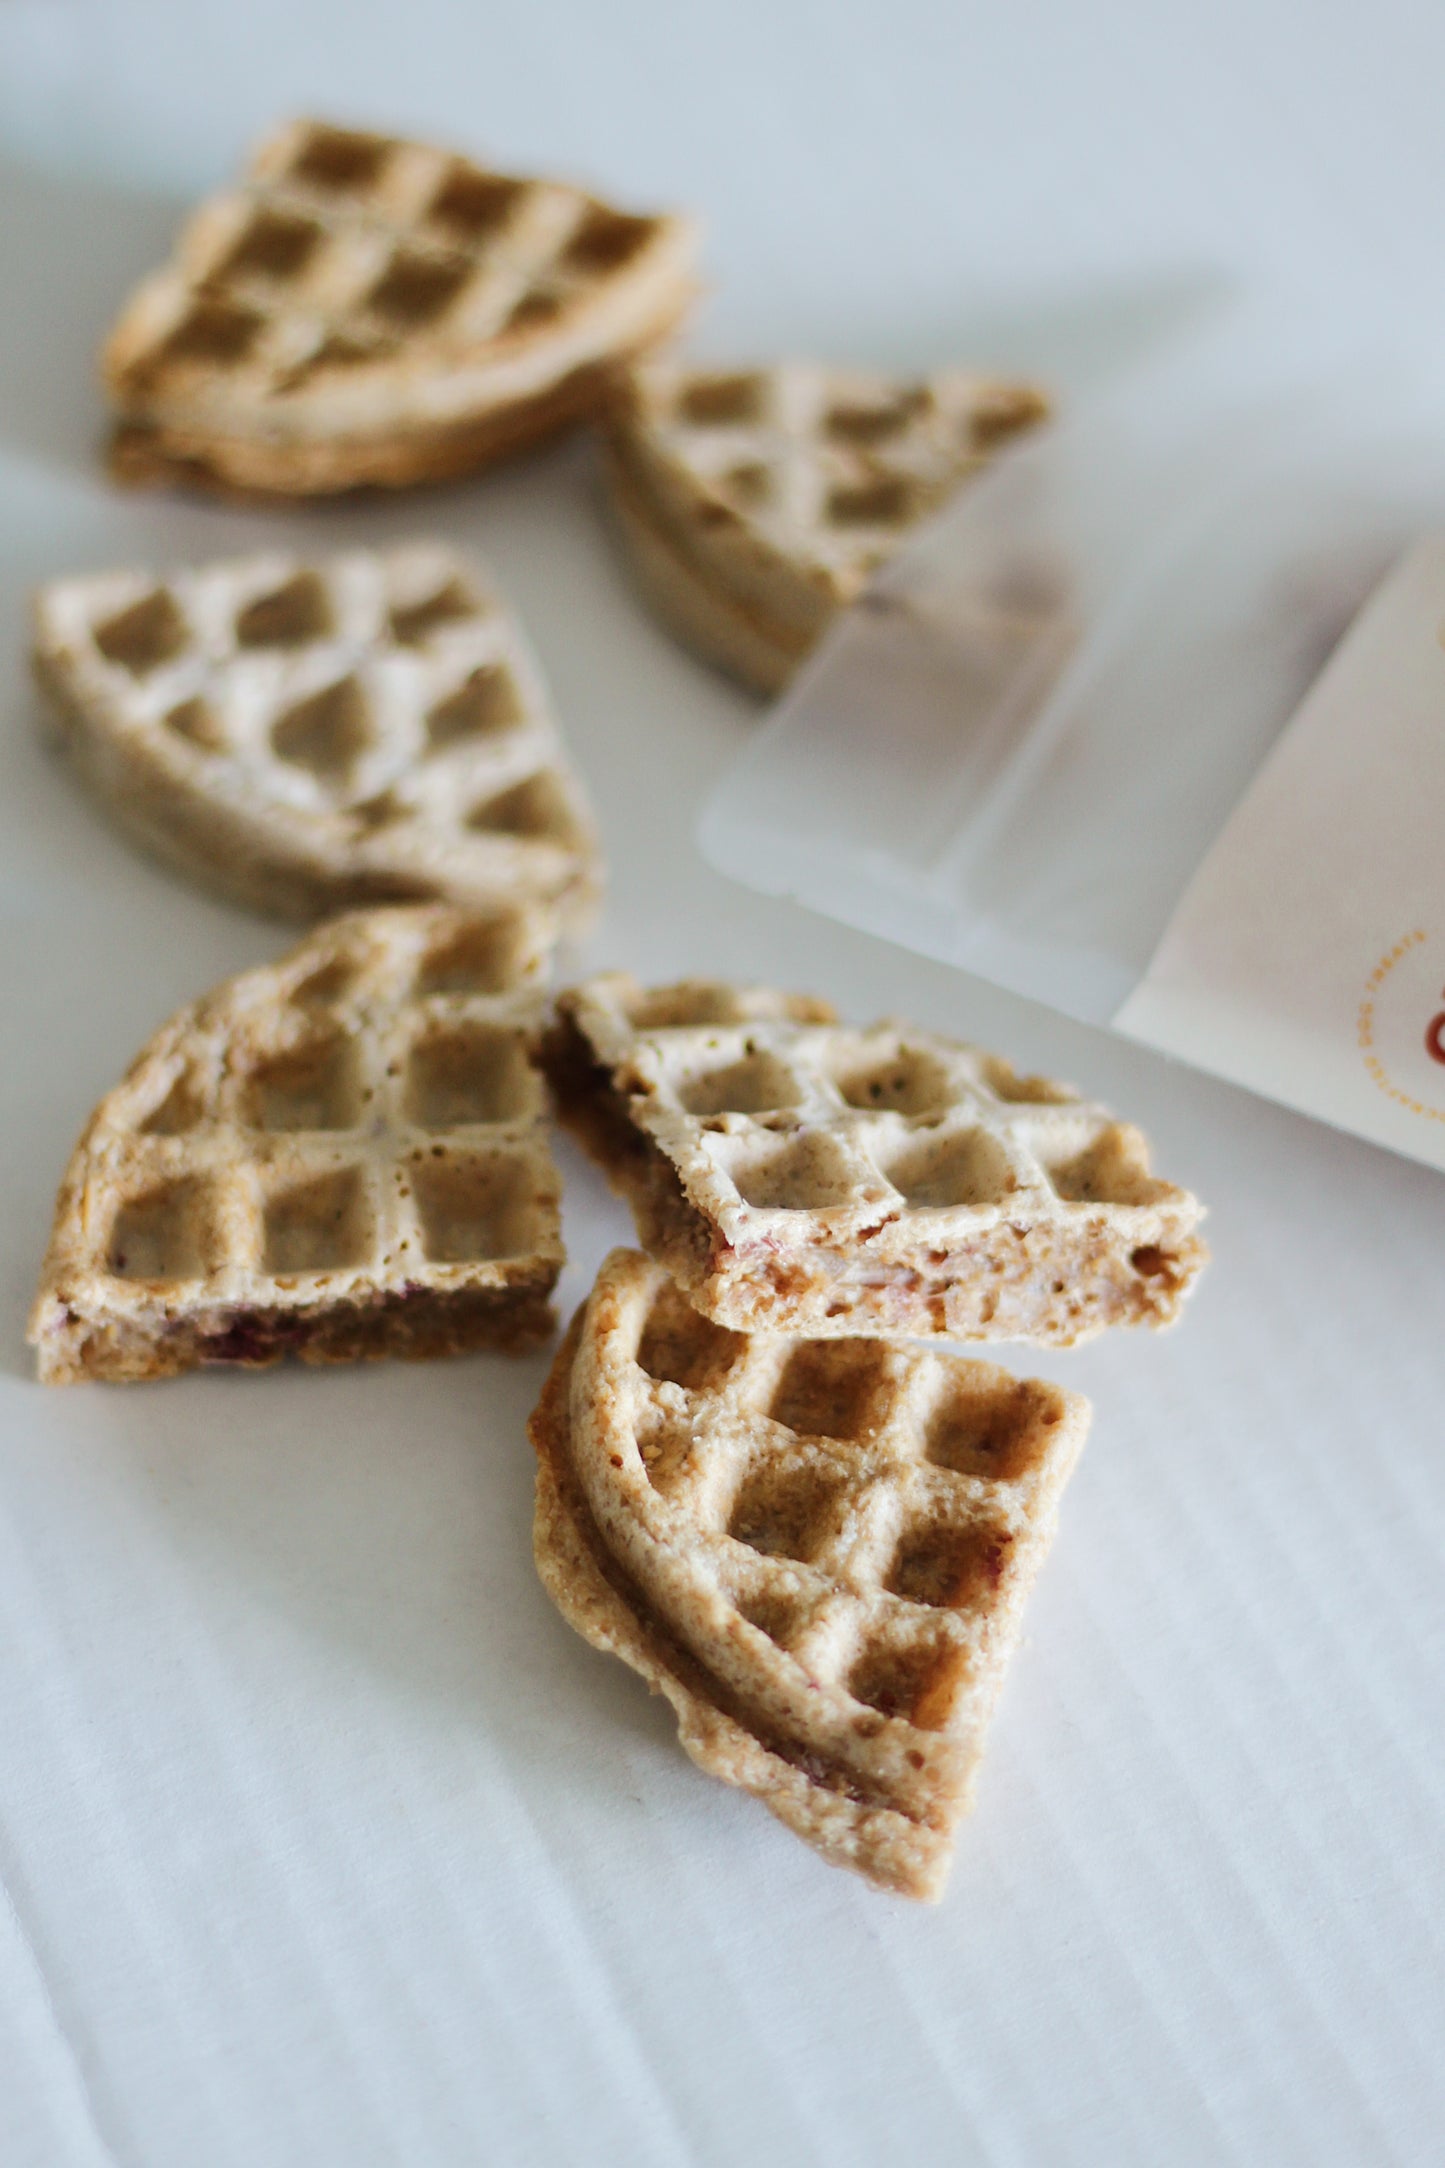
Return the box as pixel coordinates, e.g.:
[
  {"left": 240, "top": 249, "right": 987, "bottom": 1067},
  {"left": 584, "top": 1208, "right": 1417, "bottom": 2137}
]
[
  {"left": 29, "top": 905, "right": 566, "bottom": 1383},
  {"left": 544, "top": 975, "right": 1208, "bottom": 1344},
  {"left": 607, "top": 359, "right": 1049, "bottom": 690},
  {"left": 103, "top": 118, "right": 699, "bottom": 496},
  {"left": 531, "top": 1249, "right": 1090, "bottom": 1898},
  {"left": 33, "top": 543, "right": 602, "bottom": 928}
]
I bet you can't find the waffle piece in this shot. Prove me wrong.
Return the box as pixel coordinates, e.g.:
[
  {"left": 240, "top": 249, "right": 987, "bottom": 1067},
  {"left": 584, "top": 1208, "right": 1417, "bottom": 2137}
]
[
  {"left": 543, "top": 976, "right": 1208, "bottom": 1344},
  {"left": 532, "top": 1249, "right": 1089, "bottom": 1898},
  {"left": 607, "top": 361, "right": 1049, "bottom": 691},
  {"left": 103, "top": 118, "right": 698, "bottom": 498},
  {"left": 29, "top": 904, "right": 565, "bottom": 1383},
  {"left": 33, "top": 543, "right": 602, "bottom": 927}
]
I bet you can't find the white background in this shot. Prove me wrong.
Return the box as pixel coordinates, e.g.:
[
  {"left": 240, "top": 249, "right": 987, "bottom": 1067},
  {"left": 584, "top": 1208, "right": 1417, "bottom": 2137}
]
[{"left": 0, "top": 4, "right": 1442, "bottom": 2163}]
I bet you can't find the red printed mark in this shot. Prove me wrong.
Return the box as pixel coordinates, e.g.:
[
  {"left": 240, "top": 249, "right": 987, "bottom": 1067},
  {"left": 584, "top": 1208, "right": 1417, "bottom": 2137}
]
[{"left": 1427, "top": 995, "right": 1445, "bottom": 1067}]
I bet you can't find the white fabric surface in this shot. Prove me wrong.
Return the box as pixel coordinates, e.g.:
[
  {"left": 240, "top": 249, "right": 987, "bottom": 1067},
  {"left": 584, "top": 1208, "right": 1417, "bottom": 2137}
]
[{"left": 0, "top": 5, "right": 1441, "bottom": 2163}]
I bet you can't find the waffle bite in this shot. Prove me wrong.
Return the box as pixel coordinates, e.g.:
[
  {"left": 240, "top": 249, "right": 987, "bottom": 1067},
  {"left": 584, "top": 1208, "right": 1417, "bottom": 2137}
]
[
  {"left": 543, "top": 976, "right": 1208, "bottom": 1344},
  {"left": 33, "top": 543, "right": 601, "bottom": 927},
  {"left": 104, "top": 118, "right": 698, "bottom": 496},
  {"left": 532, "top": 1249, "right": 1090, "bottom": 1898},
  {"left": 29, "top": 905, "right": 565, "bottom": 1383},
  {"left": 607, "top": 360, "right": 1048, "bottom": 691}
]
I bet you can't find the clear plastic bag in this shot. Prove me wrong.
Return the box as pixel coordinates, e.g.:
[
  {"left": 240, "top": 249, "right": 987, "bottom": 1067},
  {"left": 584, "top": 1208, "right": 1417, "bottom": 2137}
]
[{"left": 700, "top": 310, "right": 1445, "bottom": 1167}]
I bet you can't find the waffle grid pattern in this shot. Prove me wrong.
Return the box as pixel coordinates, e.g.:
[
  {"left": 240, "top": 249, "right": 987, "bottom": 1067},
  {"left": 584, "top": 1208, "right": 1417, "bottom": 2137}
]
[
  {"left": 617, "top": 361, "right": 1050, "bottom": 598},
  {"left": 30, "top": 908, "right": 567, "bottom": 1386},
  {"left": 110, "top": 120, "right": 683, "bottom": 417},
  {"left": 539, "top": 1249, "right": 1090, "bottom": 1893},
  {"left": 35, "top": 545, "right": 601, "bottom": 922},
  {"left": 566, "top": 977, "right": 1182, "bottom": 1236},
  {"left": 618, "top": 1279, "right": 1076, "bottom": 1739}
]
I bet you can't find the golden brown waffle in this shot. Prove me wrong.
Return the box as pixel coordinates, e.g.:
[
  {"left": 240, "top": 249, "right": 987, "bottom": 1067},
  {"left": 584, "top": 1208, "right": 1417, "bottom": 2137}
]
[
  {"left": 33, "top": 542, "right": 602, "bottom": 926},
  {"left": 544, "top": 976, "right": 1208, "bottom": 1343},
  {"left": 607, "top": 360, "right": 1049, "bottom": 691},
  {"left": 532, "top": 1248, "right": 1089, "bottom": 1899},
  {"left": 29, "top": 904, "right": 565, "bottom": 1383},
  {"left": 104, "top": 118, "right": 699, "bottom": 496}
]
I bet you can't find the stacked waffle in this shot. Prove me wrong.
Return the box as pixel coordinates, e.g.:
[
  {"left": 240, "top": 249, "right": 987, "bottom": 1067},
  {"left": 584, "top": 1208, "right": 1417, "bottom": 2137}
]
[
  {"left": 28, "top": 944, "right": 1207, "bottom": 1898},
  {"left": 526, "top": 973, "right": 1205, "bottom": 1897}
]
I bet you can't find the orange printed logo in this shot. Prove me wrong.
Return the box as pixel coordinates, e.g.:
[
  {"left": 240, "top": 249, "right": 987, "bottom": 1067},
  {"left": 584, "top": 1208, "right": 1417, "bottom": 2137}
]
[{"left": 1359, "top": 929, "right": 1445, "bottom": 1121}]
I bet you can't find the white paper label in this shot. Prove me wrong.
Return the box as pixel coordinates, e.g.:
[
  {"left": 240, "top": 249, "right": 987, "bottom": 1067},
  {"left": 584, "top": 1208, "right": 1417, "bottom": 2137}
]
[{"left": 1117, "top": 536, "right": 1445, "bottom": 1169}]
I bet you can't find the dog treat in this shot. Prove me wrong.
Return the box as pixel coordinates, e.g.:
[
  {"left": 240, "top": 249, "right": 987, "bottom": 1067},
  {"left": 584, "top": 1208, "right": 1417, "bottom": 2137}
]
[
  {"left": 33, "top": 543, "right": 602, "bottom": 927},
  {"left": 543, "top": 975, "right": 1208, "bottom": 1343},
  {"left": 607, "top": 360, "right": 1048, "bottom": 690},
  {"left": 103, "top": 118, "right": 699, "bottom": 496},
  {"left": 29, "top": 904, "right": 565, "bottom": 1382},
  {"left": 532, "top": 1248, "right": 1090, "bottom": 1898}
]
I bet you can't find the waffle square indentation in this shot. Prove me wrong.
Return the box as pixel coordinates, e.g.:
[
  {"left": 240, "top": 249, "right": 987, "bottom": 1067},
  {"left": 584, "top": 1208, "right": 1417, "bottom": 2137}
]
[
  {"left": 390, "top": 578, "right": 485, "bottom": 646},
  {"left": 241, "top": 1031, "right": 360, "bottom": 1132},
  {"left": 770, "top": 1340, "right": 889, "bottom": 1442},
  {"left": 288, "top": 124, "right": 390, "bottom": 194},
  {"left": 234, "top": 571, "right": 334, "bottom": 648},
  {"left": 677, "top": 374, "right": 767, "bottom": 427},
  {"left": 731, "top": 1133, "right": 859, "bottom": 1212},
  {"left": 427, "top": 165, "right": 525, "bottom": 240},
  {"left": 635, "top": 1279, "right": 744, "bottom": 1391},
  {"left": 848, "top": 1632, "right": 966, "bottom": 1732},
  {"left": 885, "top": 1128, "right": 1015, "bottom": 1210},
  {"left": 425, "top": 666, "right": 523, "bottom": 749},
  {"left": 405, "top": 1026, "right": 533, "bottom": 1128},
  {"left": 466, "top": 772, "right": 577, "bottom": 843},
  {"left": 366, "top": 249, "right": 471, "bottom": 328},
  {"left": 107, "top": 1178, "right": 219, "bottom": 1282},
  {"left": 884, "top": 1517, "right": 1013, "bottom": 1610},
  {"left": 924, "top": 1375, "right": 1062, "bottom": 1481},
  {"left": 727, "top": 1459, "right": 847, "bottom": 1564},
  {"left": 93, "top": 589, "right": 188, "bottom": 675},
  {"left": 262, "top": 1167, "right": 370, "bottom": 1274},
  {"left": 415, "top": 917, "right": 529, "bottom": 996},
  {"left": 271, "top": 677, "right": 372, "bottom": 786},
  {"left": 833, "top": 1046, "right": 953, "bottom": 1116},
  {"left": 562, "top": 204, "right": 653, "bottom": 273},
  {"left": 224, "top": 210, "right": 322, "bottom": 283},
  {"left": 412, "top": 1151, "right": 543, "bottom": 1262},
  {"left": 678, "top": 1051, "right": 801, "bottom": 1118}
]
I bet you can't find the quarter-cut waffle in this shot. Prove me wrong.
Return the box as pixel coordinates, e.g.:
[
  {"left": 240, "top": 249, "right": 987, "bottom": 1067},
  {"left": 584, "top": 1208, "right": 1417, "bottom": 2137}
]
[
  {"left": 531, "top": 1248, "right": 1089, "bottom": 1899},
  {"left": 34, "top": 543, "right": 602, "bottom": 927},
  {"left": 104, "top": 118, "right": 699, "bottom": 496},
  {"left": 29, "top": 904, "right": 565, "bottom": 1383},
  {"left": 607, "top": 361, "right": 1049, "bottom": 691},
  {"left": 543, "top": 976, "right": 1208, "bottom": 1343}
]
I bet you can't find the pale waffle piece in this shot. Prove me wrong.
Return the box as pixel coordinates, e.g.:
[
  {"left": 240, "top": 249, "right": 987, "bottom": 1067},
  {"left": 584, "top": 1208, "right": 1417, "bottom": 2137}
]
[
  {"left": 29, "top": 904, "right": 565, "bottom": 1384},
  {"left": 532, "top": 1248, "right": 1089, "bottom": 1899},
  {"left": 33, "top": 543, "right": 602, "bottom": 927},
  {"left": 103, "top": 118, "right": 699, "bottom": 497},
  {"left": 543, "top": 976, "right": 1208, "bottom": 1344},
  {"left": 607, "top": 360, "right": 1049, "bottom": 691}
]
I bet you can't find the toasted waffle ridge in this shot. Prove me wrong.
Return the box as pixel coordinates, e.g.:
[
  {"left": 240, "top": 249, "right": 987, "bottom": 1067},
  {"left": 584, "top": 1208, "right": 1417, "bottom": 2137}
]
[
  {"left": 607, "top": 360, "right": 1048, "bottom": 690},
  {"left": 34, "top": 543, "right": 602, "bottom": 926},
  {"left": 532, "top": 1249, "right": 1089, "bottom": 1898},
  {"left": 104, "top": 118, "right": 699, "bottom": 495},
  {"left": 544, "top": 975, "right": 1208, "bottom": 1343},
  {"left": 29, "top": 904, "right": 565, "bottom": 1382}
]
